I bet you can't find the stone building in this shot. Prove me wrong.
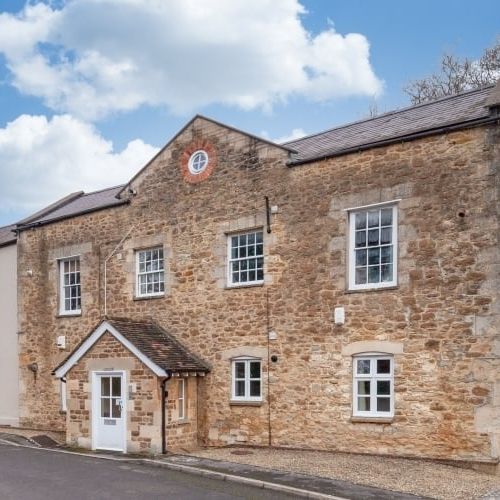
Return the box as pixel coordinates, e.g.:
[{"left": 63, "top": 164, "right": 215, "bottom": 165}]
[{"left": 13, "top": 82, "right": 500, "bottom": 469}]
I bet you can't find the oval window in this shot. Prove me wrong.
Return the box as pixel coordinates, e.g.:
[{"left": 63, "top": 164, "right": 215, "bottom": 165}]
[{"left": 188, "top": 150, "right": 209, "bottom": 175}]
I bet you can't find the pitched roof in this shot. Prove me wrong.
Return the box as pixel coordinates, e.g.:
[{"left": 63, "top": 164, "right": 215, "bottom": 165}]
[
  {"left": 53, "top": 318, "right": 210, "bottom": 378},
  {"left": 285, "top": 84, "right": 496, "bottom": 164},
  {"left": 107, "top": 318, "right": 210, "bottom": 373},
  {"left": 17, "top": 185, "right": 127, "bottom": 230},
  {"left": 0, "top": 225, "right": 16, "bottom": 247}
]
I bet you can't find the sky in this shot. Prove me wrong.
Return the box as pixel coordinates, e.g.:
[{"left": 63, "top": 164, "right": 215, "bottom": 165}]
[{"left": 0, "top": 0, "right": 498, "bottom": 226}]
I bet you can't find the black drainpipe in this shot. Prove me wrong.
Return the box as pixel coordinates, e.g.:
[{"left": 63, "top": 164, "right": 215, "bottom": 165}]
[{"left": 161, "top": 372, "right": 172, "bottom": 454}]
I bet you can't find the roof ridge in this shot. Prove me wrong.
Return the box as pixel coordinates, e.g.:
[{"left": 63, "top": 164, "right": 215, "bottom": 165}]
[
  {"left": 80, "top": 184, "right": 126, "bottom": 197},
  {"left": 282, "top": 84, "right": 494, "bottom": 146}
]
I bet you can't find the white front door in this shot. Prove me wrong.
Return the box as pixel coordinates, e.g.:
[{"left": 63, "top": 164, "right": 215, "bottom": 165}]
[{"left": 92, "top": 372, "right": 126, "bottom": 452}]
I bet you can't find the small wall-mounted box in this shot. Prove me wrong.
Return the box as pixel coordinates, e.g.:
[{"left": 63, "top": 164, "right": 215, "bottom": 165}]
[
  {"left": 56, "top": 335, "right": 66, "bottom": 349},
  {"left": 334, "top": 307, "right": 345, "bottom": 325}
]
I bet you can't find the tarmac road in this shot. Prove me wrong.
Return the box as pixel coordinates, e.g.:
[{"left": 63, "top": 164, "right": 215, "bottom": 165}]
[{"left": 0, "top": 442, "right": 297, "bottom": 500}]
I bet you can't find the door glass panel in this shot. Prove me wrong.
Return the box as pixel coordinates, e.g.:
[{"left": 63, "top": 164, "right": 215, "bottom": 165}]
[
  {"left": 101, "top": 397, "right": 110, "bottom": 418},
  {"left": 101, "top": 377, "right": 110, "bottom": 396},
  {"left": 112, "top": 377, "right": 121, "bottom": 397},
  {"left": 112, "top": 398, "right": 122, "bottom": 418}
]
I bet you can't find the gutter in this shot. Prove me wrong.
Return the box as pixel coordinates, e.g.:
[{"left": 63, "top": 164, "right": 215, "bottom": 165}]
[{"left": 287, "top": 115, "right": 500, "bottom": 167}]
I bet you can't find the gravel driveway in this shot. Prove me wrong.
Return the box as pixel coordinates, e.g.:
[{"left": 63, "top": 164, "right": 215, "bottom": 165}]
[{"left": 188, "top": 447, "right": 500, "bottom": 500}]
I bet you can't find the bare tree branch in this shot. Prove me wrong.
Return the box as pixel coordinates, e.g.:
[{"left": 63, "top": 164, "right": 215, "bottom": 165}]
[{"left": 404, "top": 39, "right": 500, "bottom": 104}]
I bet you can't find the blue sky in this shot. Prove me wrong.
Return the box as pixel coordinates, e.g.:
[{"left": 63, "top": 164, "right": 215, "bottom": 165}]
[{"left": 0, "top": 0, "right": 498, "bottom": 225}]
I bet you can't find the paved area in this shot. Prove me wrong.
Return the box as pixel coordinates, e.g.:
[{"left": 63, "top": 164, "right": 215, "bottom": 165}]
[
  {"left": 0, "top": 443, "right": 295, "bottom": 500},
  {"left": 188, "top": 447, "right": 500, "bottom": 500}
]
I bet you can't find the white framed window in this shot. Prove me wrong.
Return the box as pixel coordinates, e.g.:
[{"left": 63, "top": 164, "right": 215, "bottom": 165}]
[
  {"left": 188, "top": 150, "right": 208, "bottom": 175},
  {"left": 353, "top": 354, "right": 394, "bottom": 418},
  {"left": 231, "top": 358, "right": 262, "bottom": 402},
  {"left": 227, "top": 230, "right": 264, "bottom": 287},
  {"left": 349, "top": 204, "right": 397, "bottom": 290},
  {"left": 178, "top": 379, "right": 186, "bottom": 420},
  {"left": 136, "top": 247, "right": 165, "bottom": 298},
  {"left": 59, "top": 257, "right": 81, "bottom": 315}
]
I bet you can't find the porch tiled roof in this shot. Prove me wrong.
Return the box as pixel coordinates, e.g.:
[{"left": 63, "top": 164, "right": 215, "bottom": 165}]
[{"left": 107, "top": 318, "right": 210, "bottom": 373}]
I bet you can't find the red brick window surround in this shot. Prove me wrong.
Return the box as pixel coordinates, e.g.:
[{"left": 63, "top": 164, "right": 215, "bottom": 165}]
[{"left": 181, "top": 140, "right": 217, "bottom": 183}]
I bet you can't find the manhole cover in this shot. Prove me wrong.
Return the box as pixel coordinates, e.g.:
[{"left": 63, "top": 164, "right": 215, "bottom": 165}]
[
  {"left": 230, "top": 450, "right": 254, "bottom": 456},
  {"left": 30, "top": 435, "right": 61, "bottom": 448}
]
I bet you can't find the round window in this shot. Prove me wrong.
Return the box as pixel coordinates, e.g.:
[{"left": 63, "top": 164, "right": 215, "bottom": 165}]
[{"left": 188, "top": 150, "right": 209, "bottom": 175}]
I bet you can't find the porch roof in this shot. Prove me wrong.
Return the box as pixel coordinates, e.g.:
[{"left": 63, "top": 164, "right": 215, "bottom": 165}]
[{"left": 53, "top": 318, "right": 210, "bottom": 378}]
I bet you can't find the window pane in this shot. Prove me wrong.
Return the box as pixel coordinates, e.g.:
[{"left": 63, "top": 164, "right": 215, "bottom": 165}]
[
  {"left": 377, "top": 359, "right": 391, "bottom": 374},
  {"left": 256, "top": 244, "right": 263, "bottom": 256},
  {"left": 112, "top": 377, "right": 121, "bottom": 397},
  {"left": 368, "top": 266, "right": 380, "bottom": 283},
  {"left": 256, "top": 269, "right": 264, "bottom": 281},
  {"left": 250, "top": 380, "right": 261, "bottom": 397},
  {"left": 101, "top": 398, "right": 110, "bottom": 418},
  {"left": 368, "top": 247, "right": 380, "bottom": 265},
  {"left": 381, "top": 246, "right": 392, "bottom": 264},
  {"left": 367, "top": 229, "right": 379, "bottom": 246},
  {"left": 368, "top": 211, "right": 379, "bottom": 227},
  {"left": 101, "top": 377, "right": 110, "bottom": 396},
  {"left": 249, "top": 361, "right": 260, "bottom": 379},
  {"left": 377, "top": 380, "right": 391, "bottom": 395},
  {"left": 231, "top": 236, "right": 238, "bottom": 248},
  {"left": 239, "top": 234, "right": 246, "bottom": 246},
  {"left": 358, "top": 397, "right": 370, "bottom": 411},
  {"left": 357, "top": 380, "right": 370, "bottom": 395},
  {"left": 235, "top": 380, "right": 245, "bottom": 397},
  {"left": 355, "top": 212, "right": 366, "bottom": 230},
  {"left": 355, "top": 267, "right": 367, "bottom": 285},
  {"left": 355, "top": 231, "right": 366, "bottom": 248},
  {"left": 357, "top": 359, "right": 371, "bottom": 375},
  {"left": 377, "top": 397, "right": 390, "bottom": 412},
  {"left": 112, "top": 398, "right": 121, "bottom": 418},
  {"left": 381, "top": 264, "right": 393, "bottom": 282},
  {"left": 380, "top": 227, "right": 392, "bottom": 244},
  {"left": 235, "top": 362, "right": 245, "bottom": 379},
  {"left": 355, "top": 249, "right": 366, "bottom": 266},
  {"left": 247, "top": 233, "right": 255, "bottom": 245},
  {"left": 256, "top": 231, "right": 263, "bottom": 244},
  {"left": 380, "top": 208, "right": 393, "bottom": 226}
]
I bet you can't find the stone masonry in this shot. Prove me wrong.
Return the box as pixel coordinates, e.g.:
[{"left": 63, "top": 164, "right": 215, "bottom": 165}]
[{"left": 17, "top": 114, "right": 500, "bottom": 463}]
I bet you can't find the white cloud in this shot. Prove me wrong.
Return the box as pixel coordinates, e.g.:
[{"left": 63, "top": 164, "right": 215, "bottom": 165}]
[
  {"left": 273, "top": 127, "right": 307, "bottom": 143},
  {"left": 0, "top": 1, "right": 383, "bottom": 120},
  {"left": 0, "top": 114, "right": 158, "bottom": 214}
]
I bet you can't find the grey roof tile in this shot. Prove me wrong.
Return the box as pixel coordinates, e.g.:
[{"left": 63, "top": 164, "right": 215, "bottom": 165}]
[
  {"left": 18, "top": 185, "right": 127, "bottom": 229},
  {"left": 284, "top": 85, "right": 495, "bottom": 163},
  {"left": 0, "top": 225, "right": 16, "bottom": 247}
]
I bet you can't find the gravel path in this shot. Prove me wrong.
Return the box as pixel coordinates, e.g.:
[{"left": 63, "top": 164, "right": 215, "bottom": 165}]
[{"left": 188, "top": 447, "right": 500, "bottom": 500}]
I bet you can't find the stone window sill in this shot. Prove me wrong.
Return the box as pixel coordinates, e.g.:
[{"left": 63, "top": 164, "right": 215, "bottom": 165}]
[
  {"left": 344, "top": 286, "right": 399, "bottom": 295},
  {"left": 229, "top": 400, "right": 263, "bottom": 407},
  {"left": 133, "top": 294, "right": 165, "bottom": 301},
  {"left": 350, "top": 416, "right": 394, "bottom": 424},
  {"left": 175, "top": 418, "right": 190, "bottom": 425},
  {"left": 56, "top": 313, "right": 82, "bottom": 319},
  {"left": 225, "top": 282, "right": 264, "bottom": 291}
]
